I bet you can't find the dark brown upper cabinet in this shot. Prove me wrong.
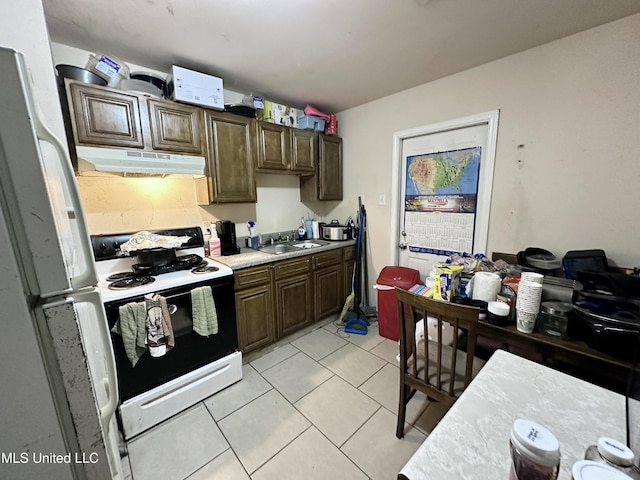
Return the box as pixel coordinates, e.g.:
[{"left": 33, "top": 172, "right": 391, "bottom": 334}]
[{"left": 300, "top": 134, "right": 343, "bottom": 201}]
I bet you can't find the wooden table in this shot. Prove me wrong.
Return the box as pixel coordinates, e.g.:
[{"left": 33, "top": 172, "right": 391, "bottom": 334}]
[
  {"left": 398, "top": 350, "right": 626, "bottom": 479},
  {"left": 476, "top": 319, "right": 631, "bottom": 393}
]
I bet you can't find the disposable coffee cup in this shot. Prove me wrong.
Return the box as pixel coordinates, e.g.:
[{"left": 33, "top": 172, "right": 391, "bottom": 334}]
[
  {"left": 520, "top": 272, "right": 544, "bottom": 284},
  {"left": 516, "top": 308, "right": 538, "bottom": 333}
]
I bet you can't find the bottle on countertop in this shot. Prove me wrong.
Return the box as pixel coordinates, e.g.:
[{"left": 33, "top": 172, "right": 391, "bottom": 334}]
[
  {"left": 203, "top": 226, "right": 211, "bottom": 256},
  {"left": 584, "top": 437, "right": 640, "bottom": 479},
  {"left": 209, "top": 223, "right": 221, "bottom": 257}
]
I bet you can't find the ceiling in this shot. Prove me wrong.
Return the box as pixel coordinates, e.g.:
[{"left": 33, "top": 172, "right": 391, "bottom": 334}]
[{"left": 42, "top": 0, "right": 640, "bottom": 113}]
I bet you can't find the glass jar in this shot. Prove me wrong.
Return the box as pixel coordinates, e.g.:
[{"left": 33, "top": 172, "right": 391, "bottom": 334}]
[
  {"left": 538, "top": 301, "right": 572, "bottom": 336},
  {"left": 572, "top": 460, "right": 635, "bottom": 479},
  {"left": 509, "top": 419, "right": 560, "bottom": 480},
  {"left": 585, "top": 437, "right": 640, "bottom": 479}
]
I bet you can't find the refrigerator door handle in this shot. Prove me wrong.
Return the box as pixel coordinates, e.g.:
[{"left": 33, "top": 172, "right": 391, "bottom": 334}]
[
  {"left": 20, "top": 55, "right": 98, "bottom": 291},
  {"left": 56, "top": 288, "right": 119, "bottom": 427},
  {"left": 85, "top": 290, "right": 119, "bottom": 427}
]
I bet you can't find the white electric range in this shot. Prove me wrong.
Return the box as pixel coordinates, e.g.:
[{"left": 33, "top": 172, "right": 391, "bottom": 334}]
[{"left": 91, "top": 227, "right": 242, "bottom": 440}]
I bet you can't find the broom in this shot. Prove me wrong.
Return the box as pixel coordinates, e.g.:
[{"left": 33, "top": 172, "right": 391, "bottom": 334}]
[{"left": 337, "top": 206, "right": 361, "bottom": 326}]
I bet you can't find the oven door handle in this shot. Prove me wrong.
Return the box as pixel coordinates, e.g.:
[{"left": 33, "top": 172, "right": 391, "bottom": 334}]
[{"left": 164, "top": 287, "right": 212, "bottom": 304}]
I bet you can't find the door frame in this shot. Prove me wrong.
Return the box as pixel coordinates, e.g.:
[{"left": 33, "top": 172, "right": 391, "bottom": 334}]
[{"left": 389, "top": 110, "right": 500, "bottom": 265}]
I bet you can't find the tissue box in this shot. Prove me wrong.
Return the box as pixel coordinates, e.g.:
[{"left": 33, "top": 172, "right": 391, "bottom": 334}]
[
  {"left": 167, "top": 65, "right": 224, "bottom": 110},
  {"left": 259, "top": 101, "right": 302, "bottom": 127},
  {"left": 433, "top": 264, "right": 463, "bottom": 302}
]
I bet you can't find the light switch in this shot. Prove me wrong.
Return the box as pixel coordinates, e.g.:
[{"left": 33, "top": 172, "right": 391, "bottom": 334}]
[{"left": 378, "top": 194, "right": 386, "bottom": 206}]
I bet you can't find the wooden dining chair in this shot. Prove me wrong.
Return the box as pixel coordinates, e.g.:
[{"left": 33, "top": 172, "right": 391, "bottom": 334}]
[{"left": 395, "top": 287, "right": 483, "bottom": 438}]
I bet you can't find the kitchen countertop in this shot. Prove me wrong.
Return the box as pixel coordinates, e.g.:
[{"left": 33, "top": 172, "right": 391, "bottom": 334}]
[
  {"left": 210, "top": 239, "right": 356, "bottom": 270},
  {"left": 398, "top": 349, "right": 626, "bottom": 480}
]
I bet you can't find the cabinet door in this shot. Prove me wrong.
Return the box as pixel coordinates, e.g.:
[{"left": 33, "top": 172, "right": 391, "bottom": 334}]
[
  {"left": 276, "top": 273, "right": 313, "bottom": 337},
  {"left": 291, "top": 129, "right": 317, "bottom": 174},
  {"left": 68, "top": 83, "right": 144, "bottom": 148},
  {"left": 314, "top": 265, "right": 343, "bottom": 320},
  {"left": 147, "top": 99, "right": 203, "bottom": 154},
  {"left": 201, "top": 111, "right": 257, "bottom": 203},
  {"left": 299, "top": 135, "right": 342, "bottom": 201},
  {"left": 256, "top": 122, "right": 290, "bottom": 171},
  {"left": 318, "top": 135, "right": 343, "bottom": 200},
  {"left": 235, "top": 283, "right": 276, "bottom": 354}
]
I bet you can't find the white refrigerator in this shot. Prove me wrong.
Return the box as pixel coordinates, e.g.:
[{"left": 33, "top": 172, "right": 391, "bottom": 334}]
[{"left": 0, "top": 47, "right": 122, "bottom": 479}]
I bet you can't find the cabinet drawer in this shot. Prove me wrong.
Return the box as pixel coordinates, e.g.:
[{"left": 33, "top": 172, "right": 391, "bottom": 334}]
[
  {"left": 274, "top": 257, "right": 310, "bottom": 280},
  {"left": 313, "top": 249, "right": 342, "bottom": 270},
  {"left": 342, "top": 246, "right": 356, "bottom": 262},
  {"left": 235, "top": 265, "right": 272, "bottom": 289}
]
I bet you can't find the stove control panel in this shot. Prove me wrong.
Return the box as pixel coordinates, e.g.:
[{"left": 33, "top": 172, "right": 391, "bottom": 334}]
[{"left": 91, "top": 227, "right": 204, "bottom": 261}]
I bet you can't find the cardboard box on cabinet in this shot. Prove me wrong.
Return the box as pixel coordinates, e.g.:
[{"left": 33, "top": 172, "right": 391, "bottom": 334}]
[
  {"left": 259, "top": 101, "right": 302, "bottom": 127},
  {"left": 167, "top": 65, "right": 224, "bottom": 110}
]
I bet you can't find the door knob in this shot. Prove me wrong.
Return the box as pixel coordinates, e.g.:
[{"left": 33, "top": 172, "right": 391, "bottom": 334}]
[{"left": 399, "top": 243, "right": 408, "bottom": 250}]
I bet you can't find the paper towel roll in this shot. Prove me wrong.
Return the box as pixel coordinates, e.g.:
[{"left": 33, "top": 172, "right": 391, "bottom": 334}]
[
  {"left": 312, "top": 221, "right": 320, "bottom": 239},
  {"left": 471, "top": 272, "right": 502, "bottom": 303}
]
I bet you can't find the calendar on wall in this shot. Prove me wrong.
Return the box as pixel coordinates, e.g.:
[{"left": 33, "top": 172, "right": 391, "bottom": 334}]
[{"left": 404, "top": 146, "right": 481, "bottom": 256}]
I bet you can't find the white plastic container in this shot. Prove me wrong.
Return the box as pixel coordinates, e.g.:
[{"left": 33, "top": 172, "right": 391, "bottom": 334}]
[
  {"left": 572, "top": 460, "right": 634, "bottom": 479},
  {"left": 584, "top": 437, "right": 639, "bottom": 479},
  {"left": 509, "top": 419, "right": 561, "bottom": 480},
  {"left": 86, "top": 53, "right": 129, "bottom": 87}
]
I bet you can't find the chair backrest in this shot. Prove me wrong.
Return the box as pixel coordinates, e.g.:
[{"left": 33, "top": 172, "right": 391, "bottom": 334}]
[{"left": 395, "top": 287, "right": 480, "bottom": 407}]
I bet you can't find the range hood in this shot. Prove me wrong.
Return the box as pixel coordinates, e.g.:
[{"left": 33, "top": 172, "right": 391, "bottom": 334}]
[{"left": 75, "top": 146, "right": 205, "bottom": 176}]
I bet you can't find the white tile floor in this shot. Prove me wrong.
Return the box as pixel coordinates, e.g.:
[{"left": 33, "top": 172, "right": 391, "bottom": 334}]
[{"left": 121, "top": 316, "right": 449, "bottom": 480}]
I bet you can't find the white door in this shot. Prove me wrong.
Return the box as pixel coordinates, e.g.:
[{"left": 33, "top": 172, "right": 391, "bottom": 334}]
[{"left": 390, "top": 111, "right": 499, "bottom": 281}]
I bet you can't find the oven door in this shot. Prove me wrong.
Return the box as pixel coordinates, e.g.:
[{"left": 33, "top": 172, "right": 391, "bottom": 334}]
[{"left": 104, "top": 275, "right": 240, "bottom": 438}]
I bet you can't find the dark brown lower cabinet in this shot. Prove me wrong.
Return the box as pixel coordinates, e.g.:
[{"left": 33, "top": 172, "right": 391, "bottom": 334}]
[
  {"left": 274, "top": 257, "right": 313, "bottom": 337},
  {"left": 234, "top": 266, "right": 275, "bottom": 354},
  {"left": 233, "top": 246, "right": 352, "bottom": 354},
  {"left": 276, "top": 274, "right": 313, "bottom": 337},
  {"left": 312, "top": 249, "right": 343, "bottom": 320},
  {"left": 314, "top": 265, "right": 342, "bottom": 320}
]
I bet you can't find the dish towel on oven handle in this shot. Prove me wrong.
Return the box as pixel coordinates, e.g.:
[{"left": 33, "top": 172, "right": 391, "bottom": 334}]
[
  {"left": 145, "top": 293, "right": 175, "bottom": 357},
  {"left": 112, "top": 302, "right": 147, "bottom": 367},
  {"left": 191, "top": 286, "right": 218, "bottom": 336}
]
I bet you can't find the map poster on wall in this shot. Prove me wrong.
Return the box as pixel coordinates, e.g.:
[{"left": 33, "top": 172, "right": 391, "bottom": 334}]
[{"left": 404, "top": 146, "right": 481, "bottom": 256}]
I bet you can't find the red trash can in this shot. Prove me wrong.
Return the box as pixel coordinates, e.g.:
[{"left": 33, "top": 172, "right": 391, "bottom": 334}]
[{"left": 375, "top": 266, "right": 421, "bottom": 341}]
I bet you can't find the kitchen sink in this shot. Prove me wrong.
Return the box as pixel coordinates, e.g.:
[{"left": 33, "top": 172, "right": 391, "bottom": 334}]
[{"left": 258, "top": 240, "right": 331, "bottom": 255}]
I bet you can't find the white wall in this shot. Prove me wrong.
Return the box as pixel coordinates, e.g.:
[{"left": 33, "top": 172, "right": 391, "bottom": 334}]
[{"left": 337, "top": 13, "right": 640, "bottom": 283}]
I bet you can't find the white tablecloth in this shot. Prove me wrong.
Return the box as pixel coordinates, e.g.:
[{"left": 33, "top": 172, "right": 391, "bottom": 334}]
[{"left": 399, "top": 349, "right": 626, "bottom": 479}]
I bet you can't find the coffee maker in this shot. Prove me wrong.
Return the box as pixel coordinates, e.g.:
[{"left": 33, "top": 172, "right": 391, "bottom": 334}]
[{"left": 215, "top": 220, "right": 240, "bottom": 256}]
